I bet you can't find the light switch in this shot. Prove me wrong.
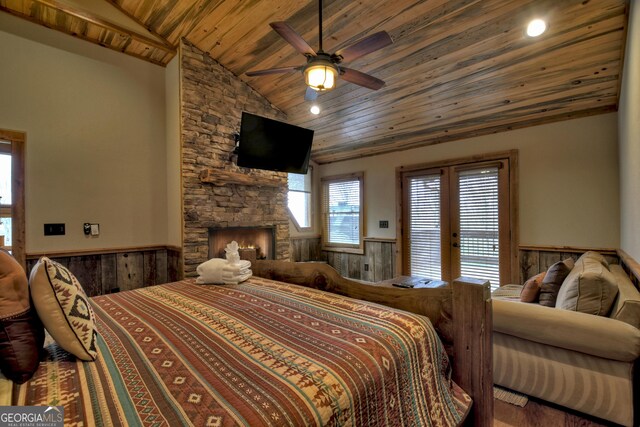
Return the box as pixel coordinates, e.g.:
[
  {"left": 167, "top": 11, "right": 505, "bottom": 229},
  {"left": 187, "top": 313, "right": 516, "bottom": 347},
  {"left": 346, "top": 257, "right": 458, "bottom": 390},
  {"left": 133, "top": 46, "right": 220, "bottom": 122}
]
[{"left": 90, "top": 224, "right": 100, "bottom": 236}]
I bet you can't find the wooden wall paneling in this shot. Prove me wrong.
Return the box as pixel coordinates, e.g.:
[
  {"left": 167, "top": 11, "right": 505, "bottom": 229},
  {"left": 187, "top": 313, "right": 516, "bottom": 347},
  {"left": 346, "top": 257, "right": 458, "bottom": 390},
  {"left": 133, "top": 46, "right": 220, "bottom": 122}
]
[
  {"left": 167, "top": 248, "right": 182, "bottom": 282},
  {"left": 101, "top": 253, "right": 117, "bottom": 293},
  {"left": 519, "top": 250, "right": 539, "bottom": 283},
  {"left": 348, "top": 253, "right": 361, "bottom": 280},
  {"left": 371, "top": 242, "right": 383, "bottom": 282},
  {"left": 156, "top": 249, "right": 168, "bottom": 284},
  {"left": 143, "top": 251, "right": 157, "bottom": 286},
  {"left": 538, "top": 251, "right": 563, "bottom": 274},
  {"left": 68, "top": 255, "right": 101, "bottom": 296},
  {"left": 290, "top": 239, "right": 302, "bottom": 261},
  {"left": 362, "top": 244, "right": 374, "bottom": 282},
  {"left": 381, "top": 242, "right": 394, "bottom": 280},
  {"left": 300, "top": 239, "right": 310, "bottom": 262},
  {"left": 116, "top": 252, "right": 144, "bottom": 291}
]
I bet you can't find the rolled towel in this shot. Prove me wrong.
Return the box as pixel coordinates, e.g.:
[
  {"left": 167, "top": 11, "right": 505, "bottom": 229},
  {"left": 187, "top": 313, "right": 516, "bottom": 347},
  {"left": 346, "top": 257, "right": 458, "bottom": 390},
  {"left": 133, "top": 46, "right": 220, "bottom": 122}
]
[
  {"left": 196, "top": 258, "right": 226, "bottom": 284},
  {"left": 223, "top": 270, "right": 252, "bottom": 285},
  {"left": 222, "top": 266, "right": 251, "bottom": 276}
]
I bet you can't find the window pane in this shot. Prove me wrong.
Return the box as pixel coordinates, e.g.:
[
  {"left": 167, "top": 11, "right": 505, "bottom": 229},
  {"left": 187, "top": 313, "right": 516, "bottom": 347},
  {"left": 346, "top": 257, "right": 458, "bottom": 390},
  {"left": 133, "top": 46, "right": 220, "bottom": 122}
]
[
  {"left": 0, "top": 217, "right": 11, "bottom": 246},
  {"left": 288, "top": 191, "right": 311, "bottom": 228},
  {"left": 408, "top": 175, "right": 441, "bottom": 280},
  {"left": 458, "top": 167, "right": 500, "bottom": 289},
  {"left": 327, "top": 179, "right": 360, "bottom": 245},
  {"left": 0, "top": 154, "right": 10, "bottom": 205},
  {"left": 288, "top": 172, "right": 311, "bottom": 192}
]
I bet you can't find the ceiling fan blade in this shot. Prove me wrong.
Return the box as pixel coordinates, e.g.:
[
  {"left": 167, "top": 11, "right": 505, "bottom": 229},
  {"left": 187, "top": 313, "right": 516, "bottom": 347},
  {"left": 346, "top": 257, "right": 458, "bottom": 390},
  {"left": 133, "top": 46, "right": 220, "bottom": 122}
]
[
  {"left": 304, "top": 87, "right": 318, "bottom": 101},
  {"left": 341, "top": 67, "right": 385, "bottom": 90},
  {"left": 333, "top": 31, "right": 392, "bottom": 63},
  {"left": 246, "top": 66, "right": 302, "bottom": 76},
  {"left": 270, "top": 22, "right": 317, "bottom": 57}
]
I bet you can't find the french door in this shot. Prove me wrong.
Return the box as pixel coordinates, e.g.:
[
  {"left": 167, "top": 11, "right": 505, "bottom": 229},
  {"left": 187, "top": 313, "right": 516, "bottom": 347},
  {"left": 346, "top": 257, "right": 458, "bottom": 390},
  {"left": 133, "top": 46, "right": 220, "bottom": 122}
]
[{"left": 401, "top": 156, "right": 514, "bottom": 288}]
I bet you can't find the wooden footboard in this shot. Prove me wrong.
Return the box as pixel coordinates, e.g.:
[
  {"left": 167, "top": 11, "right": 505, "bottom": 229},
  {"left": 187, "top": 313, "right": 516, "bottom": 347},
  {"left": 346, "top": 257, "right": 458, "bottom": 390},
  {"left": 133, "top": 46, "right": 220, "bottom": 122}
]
[{"left": 253, "top": 260, "right": 493, "bottom": 426}]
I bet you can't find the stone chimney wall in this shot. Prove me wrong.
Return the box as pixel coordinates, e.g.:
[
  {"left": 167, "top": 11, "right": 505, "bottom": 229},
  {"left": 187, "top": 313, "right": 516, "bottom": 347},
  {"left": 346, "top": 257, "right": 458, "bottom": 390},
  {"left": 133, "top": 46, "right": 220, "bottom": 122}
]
[{"left": 180, "top": 40, "right": 290, "bottom": 277}]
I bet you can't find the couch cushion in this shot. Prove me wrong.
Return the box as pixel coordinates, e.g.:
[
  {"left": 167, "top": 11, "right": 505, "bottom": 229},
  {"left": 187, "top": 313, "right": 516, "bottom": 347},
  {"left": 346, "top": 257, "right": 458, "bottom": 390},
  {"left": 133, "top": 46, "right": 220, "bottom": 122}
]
[
  {"left": 609, "top": 265, "right": 640, "bottom": 328},
  {"left": 575, "top": 251, "right": 610, "bottom": 270},
  {"left": 556, "top": 256, "right": 618, "bottom": 316},
  {"left": 520, "top": 272, "right": 546, "bottom": 303},
  {"left": 29, "top": 257, "right": 97, "bottom": 361},
  {"left": 0, "top": 249, "right": 44, "bottom": 383},
  {"left": 539, "top": 258, "right": 574, "bottom": 307}
]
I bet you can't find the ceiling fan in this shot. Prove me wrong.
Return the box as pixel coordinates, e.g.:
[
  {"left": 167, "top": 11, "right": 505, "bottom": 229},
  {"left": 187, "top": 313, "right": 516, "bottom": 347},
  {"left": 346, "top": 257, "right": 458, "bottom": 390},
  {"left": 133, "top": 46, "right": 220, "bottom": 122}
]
[{"left": 245, "top": 0, "right": 393, "bottom": 101}]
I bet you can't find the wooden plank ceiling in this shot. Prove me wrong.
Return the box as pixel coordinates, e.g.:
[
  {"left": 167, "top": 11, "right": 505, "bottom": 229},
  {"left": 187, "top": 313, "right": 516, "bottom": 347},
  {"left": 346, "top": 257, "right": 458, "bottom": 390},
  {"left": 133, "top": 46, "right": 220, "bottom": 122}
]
[{"left": 0, "top": 0, "right": 628, "bottom": 164}]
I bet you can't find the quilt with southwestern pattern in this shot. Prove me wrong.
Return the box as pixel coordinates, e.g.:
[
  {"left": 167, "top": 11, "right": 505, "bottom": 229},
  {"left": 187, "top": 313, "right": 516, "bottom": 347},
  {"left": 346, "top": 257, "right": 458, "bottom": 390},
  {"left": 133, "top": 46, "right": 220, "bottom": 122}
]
[{"left": 13, "top": 277, "right": 471, "bottom": 426}]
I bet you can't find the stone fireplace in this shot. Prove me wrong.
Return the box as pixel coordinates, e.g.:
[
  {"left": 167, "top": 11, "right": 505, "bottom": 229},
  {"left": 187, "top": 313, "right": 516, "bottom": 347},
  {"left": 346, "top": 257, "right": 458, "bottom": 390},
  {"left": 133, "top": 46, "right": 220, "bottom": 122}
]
[
  {"left": 180, "top": 40, "right": 290, "bottom": 277},
  {"left": 209, "top": 226, "right": 275, "bottom": 260}
]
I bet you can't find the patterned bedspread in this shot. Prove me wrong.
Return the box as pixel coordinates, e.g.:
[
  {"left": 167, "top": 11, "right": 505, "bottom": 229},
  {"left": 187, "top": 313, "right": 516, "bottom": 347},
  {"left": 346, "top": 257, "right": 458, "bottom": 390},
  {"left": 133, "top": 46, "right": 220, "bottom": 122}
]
[{"left": 14, "top": 277, "right": 470, "bottom": 426}]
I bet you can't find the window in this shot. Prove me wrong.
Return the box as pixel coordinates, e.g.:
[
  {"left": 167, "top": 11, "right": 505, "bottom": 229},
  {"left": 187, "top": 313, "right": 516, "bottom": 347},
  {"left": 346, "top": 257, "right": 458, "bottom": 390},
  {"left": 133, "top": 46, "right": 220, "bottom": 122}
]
[
  {"left": 287, "top": 168, "right": 312, "bottom": 231},
  {"left": 322, "top": 172, "right": 364, "bottom": 251}
]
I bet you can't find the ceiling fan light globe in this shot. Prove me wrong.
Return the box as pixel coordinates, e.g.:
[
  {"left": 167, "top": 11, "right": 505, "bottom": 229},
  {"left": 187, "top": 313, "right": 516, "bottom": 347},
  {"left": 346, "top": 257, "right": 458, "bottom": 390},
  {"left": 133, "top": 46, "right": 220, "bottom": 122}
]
[{"left": 305, "top": 64, "right": 337, "bottom": 91}]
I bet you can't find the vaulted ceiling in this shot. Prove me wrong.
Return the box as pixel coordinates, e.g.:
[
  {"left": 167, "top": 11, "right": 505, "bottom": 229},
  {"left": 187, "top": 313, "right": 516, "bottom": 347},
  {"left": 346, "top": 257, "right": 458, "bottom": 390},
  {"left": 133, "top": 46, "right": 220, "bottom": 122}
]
[{"left": 0, "top": 0, "right": 629, "bottom": 163}]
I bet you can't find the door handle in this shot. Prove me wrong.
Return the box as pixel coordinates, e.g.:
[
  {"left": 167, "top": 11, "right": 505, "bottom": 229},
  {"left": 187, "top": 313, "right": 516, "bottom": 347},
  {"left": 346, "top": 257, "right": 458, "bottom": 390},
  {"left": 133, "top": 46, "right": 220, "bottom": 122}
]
[
  {"left": 452, "top": 232, "right": 458, "bottom": 237},
  {"left": 452, "top": 243, "right": 459, "bottom": 248}
]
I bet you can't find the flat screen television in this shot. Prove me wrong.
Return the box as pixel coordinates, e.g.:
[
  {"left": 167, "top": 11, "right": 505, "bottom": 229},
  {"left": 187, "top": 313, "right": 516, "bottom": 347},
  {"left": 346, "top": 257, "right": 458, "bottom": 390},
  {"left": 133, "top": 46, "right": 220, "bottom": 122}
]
[{"left": 237, "top": 112, "right": 314, "bottom": 174}]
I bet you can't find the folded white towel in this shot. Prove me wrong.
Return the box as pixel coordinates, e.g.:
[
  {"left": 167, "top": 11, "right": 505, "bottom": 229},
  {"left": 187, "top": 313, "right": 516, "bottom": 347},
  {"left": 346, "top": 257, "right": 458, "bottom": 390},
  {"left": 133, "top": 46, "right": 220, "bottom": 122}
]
[
  {"left": 223, "top": 260, "right": 251, "bottom": 272},
  {"left": 196, "top": 258, "right": 226, "bottom": 284},
  {"left": 222, "top": 270, "right": 252, "bottom": 285}
]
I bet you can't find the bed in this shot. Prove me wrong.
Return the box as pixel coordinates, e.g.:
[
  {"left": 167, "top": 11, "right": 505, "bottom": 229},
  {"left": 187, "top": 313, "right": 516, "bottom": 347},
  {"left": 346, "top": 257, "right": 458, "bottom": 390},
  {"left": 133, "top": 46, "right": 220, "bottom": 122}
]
[{"left": 10, "top": 260, "right": 492, "bottom": 426}]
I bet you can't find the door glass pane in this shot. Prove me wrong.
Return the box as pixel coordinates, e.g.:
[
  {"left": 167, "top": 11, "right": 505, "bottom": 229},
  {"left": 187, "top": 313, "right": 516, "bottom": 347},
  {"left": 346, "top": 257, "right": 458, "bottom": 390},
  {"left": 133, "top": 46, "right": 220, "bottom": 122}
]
[
  {"left": 0, "top": 154, "right": 10, "bottom": 205},
  {"left": 408, "top": 174, "right": 441, "bottom": 280},
  {"left": 0, "top": 217, "right": 11, "bottom": 247},
  {"left": 458, "top": 167, "right": 500, "bottom": 288}
]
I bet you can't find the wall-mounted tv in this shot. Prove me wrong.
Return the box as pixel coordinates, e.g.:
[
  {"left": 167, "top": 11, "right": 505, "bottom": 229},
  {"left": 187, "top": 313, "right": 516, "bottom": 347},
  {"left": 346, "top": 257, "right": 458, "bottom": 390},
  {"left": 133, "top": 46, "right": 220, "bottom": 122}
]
[{"left": 237, "top": 112, "right": 314, "bottom": 174}]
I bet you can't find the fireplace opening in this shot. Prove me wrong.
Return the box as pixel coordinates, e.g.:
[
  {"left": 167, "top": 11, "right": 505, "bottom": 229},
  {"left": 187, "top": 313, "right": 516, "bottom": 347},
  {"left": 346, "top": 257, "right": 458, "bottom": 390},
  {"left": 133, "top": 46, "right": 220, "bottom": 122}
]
[{"left": 208, "top": 226, "right": 275, "bottom": 261}]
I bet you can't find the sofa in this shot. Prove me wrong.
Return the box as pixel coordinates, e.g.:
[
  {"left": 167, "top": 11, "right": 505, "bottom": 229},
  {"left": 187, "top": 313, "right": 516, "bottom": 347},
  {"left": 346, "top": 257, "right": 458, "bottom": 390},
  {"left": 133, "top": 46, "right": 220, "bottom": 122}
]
[{"left": 492, "top": 251, "right": 640, "bottom": 426}]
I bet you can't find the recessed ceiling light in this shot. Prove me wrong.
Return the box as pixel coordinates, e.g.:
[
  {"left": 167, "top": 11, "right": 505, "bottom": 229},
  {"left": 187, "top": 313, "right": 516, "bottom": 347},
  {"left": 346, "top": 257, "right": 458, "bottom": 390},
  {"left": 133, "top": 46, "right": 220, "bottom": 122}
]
[
  {"left": 310, "top": 105, "right": 320, "bottom": 115},
  {"left": 526, "top": 19, "right": 547, "bottom": 37}
]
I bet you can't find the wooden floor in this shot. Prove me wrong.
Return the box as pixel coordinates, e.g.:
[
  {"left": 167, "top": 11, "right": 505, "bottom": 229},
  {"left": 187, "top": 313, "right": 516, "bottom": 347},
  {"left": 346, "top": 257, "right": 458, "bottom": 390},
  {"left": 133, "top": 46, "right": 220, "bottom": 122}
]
[{"left": 494, "top": 398, "right": 613, "bottom": 427}]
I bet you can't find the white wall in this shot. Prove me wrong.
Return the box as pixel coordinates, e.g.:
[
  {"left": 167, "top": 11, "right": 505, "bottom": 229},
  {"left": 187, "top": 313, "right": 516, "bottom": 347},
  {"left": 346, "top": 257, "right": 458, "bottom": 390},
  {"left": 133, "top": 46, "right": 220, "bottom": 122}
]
[
  {"left": 619, "top": 0, "right": 640, "bottom": 261},
  {"left": 165, "top": 56, "right": 182, "bottom": 247},
  {"left": 0, "top": 13, "right": 168, "bottom": 253},
  {"left": 317, "top": 113, "right": 620, "bottom": 249}
]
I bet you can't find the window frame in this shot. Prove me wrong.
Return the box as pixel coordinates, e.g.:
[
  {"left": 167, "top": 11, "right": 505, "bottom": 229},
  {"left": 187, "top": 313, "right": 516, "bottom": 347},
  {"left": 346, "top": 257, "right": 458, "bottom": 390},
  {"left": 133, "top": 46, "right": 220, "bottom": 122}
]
[
  {"left": 321, "top": 171, "right": 365, "bottom": 254},
  {"left": 0, "top": 130, "right": 26, "bottom": 269},
  {"left": 287, "top": 166, "right": 313, "bottom": 233}
]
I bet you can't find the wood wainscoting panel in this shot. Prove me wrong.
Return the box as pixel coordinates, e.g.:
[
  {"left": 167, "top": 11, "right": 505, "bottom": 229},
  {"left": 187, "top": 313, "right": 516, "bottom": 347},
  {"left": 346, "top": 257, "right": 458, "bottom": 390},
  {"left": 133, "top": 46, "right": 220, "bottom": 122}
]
[
  {"left": 323, "top": 238, "right": 397, "bottom": 282},
  {"left": 26, "top": 246, "right": 183, "bottom": 296},
  {"left": 518, "top": 246, "right": 618, "bottom": 283},
  {"left": 290, "top": 236, "right": 322, "bottom": 262}
]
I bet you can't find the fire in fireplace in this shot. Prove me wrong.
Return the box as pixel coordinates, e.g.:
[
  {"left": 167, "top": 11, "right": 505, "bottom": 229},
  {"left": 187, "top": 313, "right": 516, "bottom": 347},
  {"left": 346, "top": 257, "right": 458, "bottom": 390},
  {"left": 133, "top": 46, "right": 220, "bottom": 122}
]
[{"left": 208, "top": 226, "right": 275, "bottom": 261}]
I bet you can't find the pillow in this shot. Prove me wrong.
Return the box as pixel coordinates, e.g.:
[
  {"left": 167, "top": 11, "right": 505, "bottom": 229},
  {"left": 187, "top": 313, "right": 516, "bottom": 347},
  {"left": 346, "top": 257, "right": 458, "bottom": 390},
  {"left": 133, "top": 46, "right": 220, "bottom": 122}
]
[
  {"left": 538, "top": 258, "right": 574, "bottom": 307},
  {"left": 29, "top": 257, "right": 97, "bottom": 361},
  {"left": 556, "top": 256, "right": 618, "bottom": 316},
  {"left": 520, "top": 272, "right": 546, "bottom": 303},
  {"left": 575, "top": 251, "right": 609, "bottom": 270},
  {"left": 0, "top": 249, "right": 44, "bottom": 383}
]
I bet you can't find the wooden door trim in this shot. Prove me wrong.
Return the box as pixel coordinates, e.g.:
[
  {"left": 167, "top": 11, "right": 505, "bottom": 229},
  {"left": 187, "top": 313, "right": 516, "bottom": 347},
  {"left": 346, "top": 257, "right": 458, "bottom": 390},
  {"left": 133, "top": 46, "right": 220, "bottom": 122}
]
[{"left": 0, "top": 130, "right": 26, "bottom": 269}]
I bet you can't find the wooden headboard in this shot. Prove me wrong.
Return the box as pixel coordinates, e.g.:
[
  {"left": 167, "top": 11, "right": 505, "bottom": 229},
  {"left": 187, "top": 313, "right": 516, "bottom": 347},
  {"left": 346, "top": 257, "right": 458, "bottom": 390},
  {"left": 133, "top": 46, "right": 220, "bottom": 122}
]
[{"left": 253, "top": 260, "right": 493, "bottom": 427}]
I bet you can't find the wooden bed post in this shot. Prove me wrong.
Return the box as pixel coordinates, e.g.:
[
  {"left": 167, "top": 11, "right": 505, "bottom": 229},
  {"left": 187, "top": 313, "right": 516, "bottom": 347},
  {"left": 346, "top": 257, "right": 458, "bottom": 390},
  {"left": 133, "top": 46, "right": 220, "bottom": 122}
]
[{"left": 452, "top": 277, "right": 493, "bottom": 427}]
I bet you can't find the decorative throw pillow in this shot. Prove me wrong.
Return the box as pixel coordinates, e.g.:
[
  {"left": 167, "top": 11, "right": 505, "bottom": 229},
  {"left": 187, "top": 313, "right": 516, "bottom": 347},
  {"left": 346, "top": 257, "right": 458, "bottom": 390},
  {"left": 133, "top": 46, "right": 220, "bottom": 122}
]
[
  {"left": 520, "top": 272, "right": 546, "bottom": 303},
  {"left": 556, "top": 256, "right": 618, "bottom": 316},
  {"left": 538, "top": 258, "right": 575, "bottom": 307},
  {"left": 0, "top": 249, "right": 44, "bottom": 383},
  {"left": 575, "top": 251, "right": 610, "bottom": 270},
  {"left": 29, "top": 257, "right": 97, "bottom": 361}
]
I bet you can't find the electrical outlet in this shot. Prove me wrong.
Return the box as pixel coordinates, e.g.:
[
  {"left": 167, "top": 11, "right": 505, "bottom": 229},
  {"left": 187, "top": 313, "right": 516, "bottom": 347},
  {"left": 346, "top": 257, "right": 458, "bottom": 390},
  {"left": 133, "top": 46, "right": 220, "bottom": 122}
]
[
  {"left": 44, "top": 223, "right": 65, "bottom": 236},
  {"left": 364, "top": 264, "right": 369, "bottom": 271},
  {"left": 379, "top": 220, "right": 389, "bottom": 229}
]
